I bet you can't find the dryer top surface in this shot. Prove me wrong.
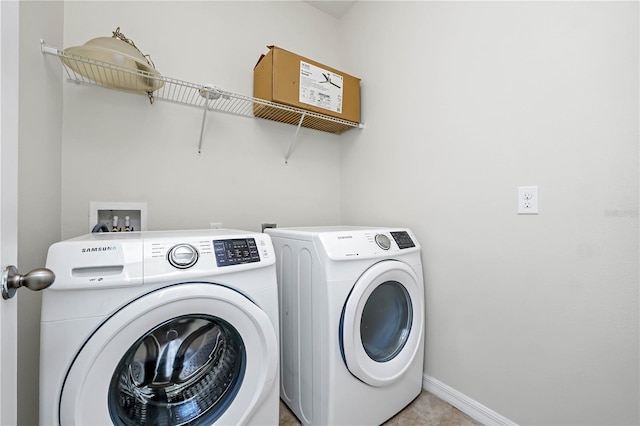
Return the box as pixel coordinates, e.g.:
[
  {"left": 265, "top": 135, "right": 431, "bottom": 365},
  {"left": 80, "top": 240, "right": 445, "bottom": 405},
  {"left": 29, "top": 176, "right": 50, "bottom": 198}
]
[{"left": 266, "top": 225, "right": 404, "bottom": 237}]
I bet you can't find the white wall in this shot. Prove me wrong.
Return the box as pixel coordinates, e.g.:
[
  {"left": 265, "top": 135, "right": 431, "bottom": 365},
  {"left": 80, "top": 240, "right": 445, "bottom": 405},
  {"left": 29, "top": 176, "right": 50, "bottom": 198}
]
[
  {"left": 17, "top": 2, "right": 63, "bottom": 426},
  {"left": 340, "top": 2, "right": 639, "bottom": 425},
  {"left": 61, "top": 1, "right": 346, "bottom": 239}
]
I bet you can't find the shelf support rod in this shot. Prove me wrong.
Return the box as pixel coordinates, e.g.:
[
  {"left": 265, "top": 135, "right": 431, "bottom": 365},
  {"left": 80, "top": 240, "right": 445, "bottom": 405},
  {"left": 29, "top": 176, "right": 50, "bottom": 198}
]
[
  {"left": 196, "top": 86, "right": 221, "bottom": 154},
  {"left": 284, "top": 112, "right": 306, "bottom": 164},
  {"left": 197, "top": 104, "right": 211, "bottom": 155}
]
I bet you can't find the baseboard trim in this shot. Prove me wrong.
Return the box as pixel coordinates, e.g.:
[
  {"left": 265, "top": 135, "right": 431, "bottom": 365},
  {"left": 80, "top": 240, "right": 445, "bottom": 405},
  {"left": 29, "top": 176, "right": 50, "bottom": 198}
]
[{"left": 422, "top": 374, "right": 518, "bottom": 426}]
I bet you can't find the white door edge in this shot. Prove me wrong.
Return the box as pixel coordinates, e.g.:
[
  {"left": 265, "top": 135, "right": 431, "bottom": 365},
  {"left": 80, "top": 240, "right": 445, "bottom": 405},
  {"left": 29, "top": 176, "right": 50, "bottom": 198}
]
[{"left": 0, "top": 1, "right": 21, "bottom": 423}]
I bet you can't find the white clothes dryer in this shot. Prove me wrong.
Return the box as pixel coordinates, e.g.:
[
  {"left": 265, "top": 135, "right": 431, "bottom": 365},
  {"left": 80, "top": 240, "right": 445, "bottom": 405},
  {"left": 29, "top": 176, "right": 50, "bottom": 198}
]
[
  {"left": 40, "top": 229, "right": 279, "bottom": 426},
  {"left": 266, "top": 226, "right": 425, "bottom": 426}
]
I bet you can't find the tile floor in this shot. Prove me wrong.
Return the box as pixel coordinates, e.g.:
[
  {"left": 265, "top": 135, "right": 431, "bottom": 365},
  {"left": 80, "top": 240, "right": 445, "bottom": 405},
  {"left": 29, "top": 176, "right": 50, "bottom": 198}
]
[{"left": 279, "top": 390, "right": 481, "bottom": 425}]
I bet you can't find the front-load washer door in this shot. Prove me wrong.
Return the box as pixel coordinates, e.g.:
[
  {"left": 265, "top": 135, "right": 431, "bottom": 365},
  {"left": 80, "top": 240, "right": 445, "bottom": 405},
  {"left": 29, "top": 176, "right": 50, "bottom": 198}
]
[
  {"left": 340, "top": 260, "right": 424, "bottom": 387},
  {"left": 59, "top": 283, "right": 278, "bottom": 426}
]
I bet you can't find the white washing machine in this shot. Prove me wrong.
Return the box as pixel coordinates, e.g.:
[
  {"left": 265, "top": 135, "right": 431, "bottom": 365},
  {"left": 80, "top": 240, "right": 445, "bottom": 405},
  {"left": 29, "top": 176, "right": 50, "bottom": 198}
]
[
  {"left": 40, "top": 229, "right": 279, "bottom": 426},
  {"left": 265, "top": 226, "right": 425, "bottom": 425}
]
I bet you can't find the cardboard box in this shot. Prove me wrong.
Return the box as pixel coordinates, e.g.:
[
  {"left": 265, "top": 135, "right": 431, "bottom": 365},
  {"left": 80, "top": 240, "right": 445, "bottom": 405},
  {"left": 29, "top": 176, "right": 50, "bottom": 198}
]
[{"left": 253, "top": 45, "right": 361, "bottom": 133}]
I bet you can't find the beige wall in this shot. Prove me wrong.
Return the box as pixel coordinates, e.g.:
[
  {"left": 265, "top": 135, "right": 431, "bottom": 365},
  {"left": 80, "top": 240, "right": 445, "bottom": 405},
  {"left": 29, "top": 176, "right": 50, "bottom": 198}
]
[{"left": 340, "top": 2, "right": 639, "bottom": 425}]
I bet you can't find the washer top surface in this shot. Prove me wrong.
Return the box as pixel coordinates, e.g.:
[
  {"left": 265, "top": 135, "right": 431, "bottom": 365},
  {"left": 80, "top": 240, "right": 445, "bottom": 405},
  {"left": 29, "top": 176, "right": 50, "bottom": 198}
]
[{"left": 65, "top": 228, "right": 257, "bottom": 242}]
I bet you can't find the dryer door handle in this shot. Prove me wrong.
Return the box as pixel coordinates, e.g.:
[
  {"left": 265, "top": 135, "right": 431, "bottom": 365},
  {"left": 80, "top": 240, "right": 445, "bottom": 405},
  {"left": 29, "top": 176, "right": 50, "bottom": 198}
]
[{"left": 1, "top": 265, "right": 55, "bottom": 300}]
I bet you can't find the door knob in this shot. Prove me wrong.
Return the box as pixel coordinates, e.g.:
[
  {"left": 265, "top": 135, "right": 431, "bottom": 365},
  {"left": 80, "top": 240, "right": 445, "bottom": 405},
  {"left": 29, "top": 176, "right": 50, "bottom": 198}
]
[{"left": 2, "top": 265, "right": 55, "bottom": 300}]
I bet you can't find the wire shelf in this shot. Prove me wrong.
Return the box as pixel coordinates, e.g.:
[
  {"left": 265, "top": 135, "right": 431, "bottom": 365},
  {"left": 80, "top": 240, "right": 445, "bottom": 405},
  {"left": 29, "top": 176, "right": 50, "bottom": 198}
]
[{"left": 40, "top": 41, "right": 363, "bottom": 136}]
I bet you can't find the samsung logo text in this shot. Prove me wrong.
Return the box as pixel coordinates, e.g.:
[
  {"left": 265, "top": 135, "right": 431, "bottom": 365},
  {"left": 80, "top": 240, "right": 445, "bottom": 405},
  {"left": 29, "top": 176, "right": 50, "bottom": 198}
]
[{"left": 81, "top": 246, "right": 117, "bottom": 253}]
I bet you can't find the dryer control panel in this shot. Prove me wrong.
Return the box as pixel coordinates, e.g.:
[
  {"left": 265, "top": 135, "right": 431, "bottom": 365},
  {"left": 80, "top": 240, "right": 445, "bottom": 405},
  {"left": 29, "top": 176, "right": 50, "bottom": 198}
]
[
  {"left": 316, "top": 228, "right": 420, "bottom": 261},
  {"left": 390, "top": 231, "right": 416, "bottom": 249}
]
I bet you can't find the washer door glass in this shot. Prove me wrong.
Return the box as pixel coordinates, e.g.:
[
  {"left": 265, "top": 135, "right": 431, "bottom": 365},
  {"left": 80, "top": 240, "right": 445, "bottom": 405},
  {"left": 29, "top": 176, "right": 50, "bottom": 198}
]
[
  {"left": 360, "top": 281, "right": 412, "bottom": 363},
  {"left": 59, "top": 283, "right": 278, "bottom": 426},
  {"left": 340, "top": 261, "right": 424, "bottom": 387},
  {"left": 109, "top": 314, "right": 245, "bottom": 426}
]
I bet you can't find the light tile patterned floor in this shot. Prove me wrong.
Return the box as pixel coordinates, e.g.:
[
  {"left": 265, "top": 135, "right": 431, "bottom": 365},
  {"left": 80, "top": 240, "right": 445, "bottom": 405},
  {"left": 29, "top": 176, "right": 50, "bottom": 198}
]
[{"left": 279, "top": 390, "right": 481, "bottom": 425}]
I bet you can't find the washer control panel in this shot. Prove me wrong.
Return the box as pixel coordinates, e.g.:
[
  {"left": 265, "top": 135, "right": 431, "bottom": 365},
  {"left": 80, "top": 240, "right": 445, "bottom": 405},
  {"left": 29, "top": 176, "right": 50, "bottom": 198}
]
[
  {"left": 213, "top": 238, "right": 260, "bottom": 267},
  {"left": 45, "top": 230, "right": 276, "bottom": 290}
]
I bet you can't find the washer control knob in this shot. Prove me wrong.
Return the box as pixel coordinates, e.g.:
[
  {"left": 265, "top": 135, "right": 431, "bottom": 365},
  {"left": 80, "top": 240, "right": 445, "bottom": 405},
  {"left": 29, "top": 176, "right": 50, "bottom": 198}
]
[
  {"left": 168, "top": 244, "right": 199, "bottom": 269},
  {"left": 375, "top": 234, "right": 391, "bottom": 250}
]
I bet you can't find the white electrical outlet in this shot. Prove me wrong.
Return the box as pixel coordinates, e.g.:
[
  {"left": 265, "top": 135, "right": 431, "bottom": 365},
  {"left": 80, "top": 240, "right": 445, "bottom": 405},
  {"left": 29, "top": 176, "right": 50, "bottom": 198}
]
[
  {"left": 209, "top": 222, "right": 223, "bottom": 229},
  {"left": 517, "top": 186, "right": 539, "bottom": 214}
]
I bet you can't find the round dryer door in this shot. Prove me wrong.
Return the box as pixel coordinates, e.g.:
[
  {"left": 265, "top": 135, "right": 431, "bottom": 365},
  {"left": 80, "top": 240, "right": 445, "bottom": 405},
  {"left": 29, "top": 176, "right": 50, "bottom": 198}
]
[
  {"left": 59, "top": 283, "right": 278, "bottom": 426},
  {"left": 340, "top": 260, "right": 424, "bottom": 387}
]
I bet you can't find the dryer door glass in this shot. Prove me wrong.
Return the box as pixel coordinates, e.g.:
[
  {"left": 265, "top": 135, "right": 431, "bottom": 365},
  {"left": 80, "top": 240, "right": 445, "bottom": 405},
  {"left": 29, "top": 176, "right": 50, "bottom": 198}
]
[
  {"left": 108, "top": 314, "right": 245, "bottom": 426},
  {"left": 360, "top": 281, "right": 412, "bottom": 362}
]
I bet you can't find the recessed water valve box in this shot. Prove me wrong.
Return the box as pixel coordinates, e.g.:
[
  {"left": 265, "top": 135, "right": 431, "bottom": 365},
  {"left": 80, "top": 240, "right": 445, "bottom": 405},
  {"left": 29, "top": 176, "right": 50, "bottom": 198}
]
[{"left": 89, "top": 202, "right": 147, "bottom": 232}]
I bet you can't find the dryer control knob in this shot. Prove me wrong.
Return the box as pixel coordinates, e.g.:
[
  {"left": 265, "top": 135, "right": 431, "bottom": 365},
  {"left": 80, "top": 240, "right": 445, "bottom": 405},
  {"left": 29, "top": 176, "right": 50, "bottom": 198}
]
[
  {"left": 375, "top": 234, "right": 391, "bottom": 250},
  {"left": 168, "top": 244, "right": 199, "bottom": 269}
]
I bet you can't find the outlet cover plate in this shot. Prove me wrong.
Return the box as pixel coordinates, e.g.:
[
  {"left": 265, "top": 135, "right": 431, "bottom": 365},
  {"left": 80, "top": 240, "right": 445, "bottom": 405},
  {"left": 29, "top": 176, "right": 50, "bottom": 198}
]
[{"left": 517, "top": 186, "right": 538, "bottom": 214}]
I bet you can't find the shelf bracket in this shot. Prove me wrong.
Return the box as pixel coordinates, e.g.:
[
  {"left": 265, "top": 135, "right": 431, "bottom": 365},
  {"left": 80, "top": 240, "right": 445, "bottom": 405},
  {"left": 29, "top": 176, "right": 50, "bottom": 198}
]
[
  {"left": 284, "top": 112, "right": 306, "bottom": 164},
  {"left": 197, "top": 85, "right": 222, "bottom": 154},
  {"left": 197, "top": 105, "right": 209, "bottom": 155}
]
